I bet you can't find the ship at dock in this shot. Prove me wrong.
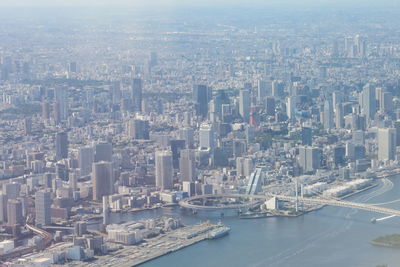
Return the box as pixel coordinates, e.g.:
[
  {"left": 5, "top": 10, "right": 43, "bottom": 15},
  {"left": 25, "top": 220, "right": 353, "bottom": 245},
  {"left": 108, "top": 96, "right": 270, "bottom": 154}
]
[{"left": 208, "top": 222, "right": 230, "bottom": 239}]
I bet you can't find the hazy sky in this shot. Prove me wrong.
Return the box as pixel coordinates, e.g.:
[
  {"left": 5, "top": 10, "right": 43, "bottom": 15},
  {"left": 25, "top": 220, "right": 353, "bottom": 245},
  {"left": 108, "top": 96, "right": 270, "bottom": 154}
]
[{"left": 0, "top": 0, "right": 399, "bottom": 8}]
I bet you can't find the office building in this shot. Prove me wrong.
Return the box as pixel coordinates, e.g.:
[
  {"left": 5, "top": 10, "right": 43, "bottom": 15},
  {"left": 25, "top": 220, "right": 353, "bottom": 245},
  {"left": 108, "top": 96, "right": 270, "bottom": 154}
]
[
  {"left": 361, "top": 83, "right": 377, "bottom": 121},
  {"left": 55, "top": 132, "right": 68, "bottom": 161},
  {"left": 35, "top": 190, "right": 52, "bottom": 226},
  {"left": 239, "top": 89, "right": 250, "bottom": 122},
  {"left": 132, "top": 78, "right": 143, "bottom": 112},
  {"left": 193, "top": 84, "right": 210, "bottom": 118},
  {"left": 92, "top": 161, "right": 113, "bottom": 201},
  {"left": 199, "top": 123, "right": 215, "bottom": 150},
  {"left": 179, "top": 149, "right": 196, "bottom": 182},
  {"left": 7, "top": 199, "right": 23, "bottom": 226},
  {"left": 94, "top": 143, "right": 112, "bottom": 162},
  {"left": 155, "top": 151, "right": 173, "bottom": 190},
  {"left": 323, "top": 99, "right": 333, "bottom": 130},
  {"left": 179, "top": 127, "right": 194, "bottom": 148},
  {"left": 287, "top": 96, "right": 296, "bottom": 120},
  {"left": 78, "top": 146, "right": 94, "bottom": 176},
  {"left": 299, "top": 146, "right": 322, "bottom": 173},
  {"left": 378, "top": 128, "right": 396, "bottom": 161},
  {"left": 128, "top": 119, "right": 150, "bottom": 140}
]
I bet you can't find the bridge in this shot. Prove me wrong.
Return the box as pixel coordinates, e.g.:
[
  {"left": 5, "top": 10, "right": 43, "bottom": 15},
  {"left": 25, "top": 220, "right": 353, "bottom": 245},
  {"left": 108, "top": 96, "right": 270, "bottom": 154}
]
[{"left": 179, "top": 193, "right": 400, "bottom": 217}]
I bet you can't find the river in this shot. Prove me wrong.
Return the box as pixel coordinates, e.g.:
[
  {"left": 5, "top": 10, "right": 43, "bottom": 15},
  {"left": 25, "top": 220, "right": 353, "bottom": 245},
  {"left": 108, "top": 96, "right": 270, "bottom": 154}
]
[{"left": 109, "top": 178, "right": 400, "bottom": 267}]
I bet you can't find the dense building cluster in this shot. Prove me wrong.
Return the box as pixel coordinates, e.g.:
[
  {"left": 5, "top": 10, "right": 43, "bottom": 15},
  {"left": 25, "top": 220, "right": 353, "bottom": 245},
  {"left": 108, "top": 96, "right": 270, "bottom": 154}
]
[{"left": 0, "top": 5, "right": 399, "bottom": 266}]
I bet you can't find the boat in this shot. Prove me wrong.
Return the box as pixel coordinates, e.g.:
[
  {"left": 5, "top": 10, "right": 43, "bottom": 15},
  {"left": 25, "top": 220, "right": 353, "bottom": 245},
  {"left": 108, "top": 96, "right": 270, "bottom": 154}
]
[
  {"left": 208, "top": 223, "right": 230, "bottom": 239},
  {"left": 239, "top": 211, "right": 272, "bottom": 219}
]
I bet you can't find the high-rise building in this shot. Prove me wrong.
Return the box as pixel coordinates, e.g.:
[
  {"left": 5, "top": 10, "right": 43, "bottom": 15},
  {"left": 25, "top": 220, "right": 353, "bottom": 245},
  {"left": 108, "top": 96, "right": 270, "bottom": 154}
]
[
  {"left": 149, "top": 52, "right": 158, "bottom": 67},
  {"left": 361, "top": 83, "right": 377, "bottom": 121},
  {"left": 55, "top": 87, "right": 68, "bottom": 121},
  {"left": 236, "top": 157, "right": 254, "bottom": 178},
  {"left": 323, "top": 100, "right": 333, "bottom": 130},
  {"left": 301, "top": 127, "right": 313, "bottom": 146},
  {"left": 41, "top": 101, "right": 51, "bottom": 120},
  {"left": 332, "top": 91, "right": 343, "bottom": 107},
  {"left": 378, "top": 128, "right": 396, "bottom": 162},
  {"left": 3, "top": 183, "right": 20, "bottom": 200},
  {"left": 35, "top": 190, "right": 52, "bottom": 226},
  {"left": 78, "top": 146, "right": 94, "bottom": 176},
  {"left": 179, "top": 149, "right": 196, "bottom": 182},
  {"left": 394, "top": 121, "right": 400, "bottom": 146},
  {"left": 92, "top": 161, "right": 113, "bottom": 201},
  {"left": 7, "top": 199, "right": 23, "bottom": 226},
  {"left": 193, "top": 84, "right": 210, "bottom": 118},
  {"left": 0, "top": 194, "right": 8, "bottom": 223},
  {"left": 352, "top": 130, "right": 365, "bottom": 145},
  {"left": 272, "top": 80, "right": 284, "bottom": 98},
  {"left": 380, "top": 92, "right": 393, "bottom": 113},
  {"left": 298, "top": 146, "right": 321, "bottom": 173},
  {"left": 170, "top": 140, "right": 186, "bottom": 169},
  {"left": 155, "top": 151, "right": 173, "bottom": 190},
  {"left": 286, "top": 96, "right": 296, "bottom": 120},
  {"left": 179, "top": 127, "right": 194, "bottom": 148},
  {"left": 265, "top": 97, "right": 275, "bottom": 116},
  {"left": 246, "top": 168, "right": 263, "bottom": 195},
  {"left": 199, "top": 123, "right": 215, "bottom": 150},
  {"left": 24, "top": 118, "right": 32, "bottom": 136},
  {"left": 55, "top": 132, "right": 68, "bottom": 161},
  {"left": 94, "top": 143, "right": 112, "bottom": 162},
  {"left": 132, "top": 78, "right": 143, "bottom": 112},
  {"left": 68, "top": 62, "right": 77, "bottom": 73},
  {"left": 128, "top": 119, "right": 149, "bottom": 140},
  {"left": 182, "top": 181, "right": 196, "bottom": 197},
  {"left": 257, "top": 80, "right": 268, "bottom": 99},
  {"left": 335, "top": 103, "right": 344, "bottom": 129},
  {"left": 239, "top": 89, "right": 250, "bottom": 122}
]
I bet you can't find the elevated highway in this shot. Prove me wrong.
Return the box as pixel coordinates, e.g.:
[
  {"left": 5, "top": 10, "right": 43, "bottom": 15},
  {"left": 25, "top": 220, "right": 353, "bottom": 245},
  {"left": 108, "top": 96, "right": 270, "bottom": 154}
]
[{"left": 179, "top": 193, "right": 400, "bottom": 217}]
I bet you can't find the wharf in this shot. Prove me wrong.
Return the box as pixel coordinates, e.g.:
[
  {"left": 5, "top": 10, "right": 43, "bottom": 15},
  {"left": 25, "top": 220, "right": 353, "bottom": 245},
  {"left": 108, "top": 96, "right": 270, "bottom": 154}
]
[{"left": 72, "top": 222, "right": 224, "bottom": 267}]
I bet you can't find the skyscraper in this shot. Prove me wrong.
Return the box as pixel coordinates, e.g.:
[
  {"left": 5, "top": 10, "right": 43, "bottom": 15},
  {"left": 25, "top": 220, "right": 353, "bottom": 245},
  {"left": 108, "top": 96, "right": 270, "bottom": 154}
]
[
  {"left": 170, "top": 140, "right": 186, "bottom": 169},
  {"left": 378, "top": 128, "right": 396, "bottom": 162},
  {"left": 7, "top": 199, "right": 23, "bottom": 226},
  {"left": 54, "top": 87, "right": 68, "bottom": 121},
  {"left": 239, "top": 89, "right": 250, "bottom": 122},
  {"left": 92, "top": 161, "right": 113, "bottom": 201},
  {"left": 323, "top": 100, "right": 333, "bottom": 130},
  {"left": 193, "top": 84, "right": 209, "bottom": 118},
  {"left": 299, "top": 146, "right": 321, "bottom": 173},
  {"left": 301, "top": 127, "right": 313, "bottom": 146},
  {"left": 179, "top": 149, "right": 196, "bottom": 182},
  {"left": 155, "top": 151, "right": 173, "bottom": 190},
  {"left": 272, "top": 80, "right": 284, "bottom": 98},
  {"left": 179, "top": 127, "right": 194, "bottom": 148},
  {"left": 361, "top": 83, "right": 377, "bottom": 121},
  {"left": 0, "top": 194, "right": 8, "bottom": 223},
  {"left": 41, "top": 101, "right": 51, "bottom": 120},
  {"left": 265, "top": 97, "right": 275, "bottom": 116},
  {"left": 94, "top": 143, "right": 112, "bottom": 162},
  {"left": 286, "top": 96, "right": 296, "bottom": 120},
  {"left": 199, "top": 123, "right": 215, "bottom": 150},
  {"left": 257, "top": 80, "right": 268, "bottom": 99},
  {"left": 35, "top": 190, "right": 52, "bottom": 226},
  {"left": 55, "top": 132, "right": 68, "bottom": 161},
  {"left": 335, "top": 103, "right": 344, "bottom": 129},
  {"left": 128, "top": 119, "right": 150, "bottom": 140},
  {"left": 78, "top": 146, "right": 94, "bottom": 176},
  {"left": 246, "top": 168, "right": 263, "bottom": 195},
  {"left": 132, "top": 78, "right": 143, "bottom": 112},
  {"left": 3, "top": 183, "right": 20, "bottom": 200}
]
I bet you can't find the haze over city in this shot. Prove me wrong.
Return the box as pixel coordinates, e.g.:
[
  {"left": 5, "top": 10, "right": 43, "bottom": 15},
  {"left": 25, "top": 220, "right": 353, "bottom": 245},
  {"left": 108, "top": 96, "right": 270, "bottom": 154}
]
[{"left": 0, "top": 1, "right": 400, "bottom": 267}]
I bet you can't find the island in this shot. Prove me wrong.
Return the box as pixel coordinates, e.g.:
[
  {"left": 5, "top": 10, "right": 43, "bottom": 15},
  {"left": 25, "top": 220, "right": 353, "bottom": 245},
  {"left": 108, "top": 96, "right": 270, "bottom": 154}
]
[{"left": 370, "top": 234, "right": 400, "bottom": 248}]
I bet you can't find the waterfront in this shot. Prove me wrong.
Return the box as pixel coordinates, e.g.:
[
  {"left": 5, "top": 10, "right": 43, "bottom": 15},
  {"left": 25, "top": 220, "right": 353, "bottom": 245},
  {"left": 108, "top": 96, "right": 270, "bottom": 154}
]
[{"left": 109, "top": 178, "right": 400, "bottom": 267}]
